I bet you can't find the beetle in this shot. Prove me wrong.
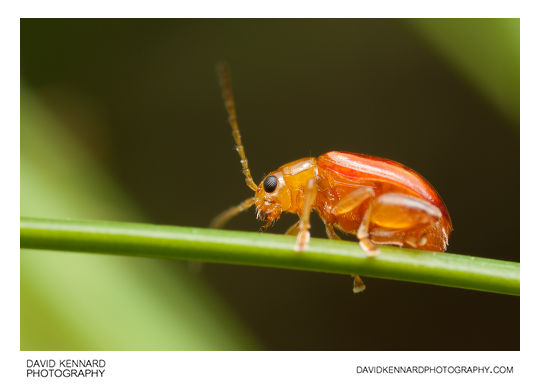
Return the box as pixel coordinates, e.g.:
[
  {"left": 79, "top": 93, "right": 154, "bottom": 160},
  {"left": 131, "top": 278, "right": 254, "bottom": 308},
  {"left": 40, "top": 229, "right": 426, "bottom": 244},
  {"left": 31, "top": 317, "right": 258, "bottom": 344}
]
[{"left": 211, "top": 64, "right": 452, "bottom": 293}]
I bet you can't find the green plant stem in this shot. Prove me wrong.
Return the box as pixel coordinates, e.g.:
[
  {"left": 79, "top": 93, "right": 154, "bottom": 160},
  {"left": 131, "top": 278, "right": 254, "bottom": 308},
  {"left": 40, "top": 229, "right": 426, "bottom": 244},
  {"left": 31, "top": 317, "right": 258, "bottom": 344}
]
[{"left": 20, "top": 217, "right": 519, "bottom": 295}]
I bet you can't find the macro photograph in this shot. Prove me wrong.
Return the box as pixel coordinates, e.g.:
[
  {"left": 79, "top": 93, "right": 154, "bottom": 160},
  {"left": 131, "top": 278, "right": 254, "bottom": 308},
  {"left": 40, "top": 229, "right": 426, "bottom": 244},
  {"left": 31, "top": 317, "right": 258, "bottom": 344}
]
[{"left": 20, "top": 18, "right": 519, "bottom": 351}]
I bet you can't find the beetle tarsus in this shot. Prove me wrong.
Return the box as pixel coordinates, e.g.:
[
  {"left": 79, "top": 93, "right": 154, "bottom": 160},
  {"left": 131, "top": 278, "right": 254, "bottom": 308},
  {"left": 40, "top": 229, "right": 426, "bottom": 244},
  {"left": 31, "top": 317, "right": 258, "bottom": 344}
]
[
  {"left": 360, "top": 238, "right": 379, "bottom": 257},
  {"left": 294, "top": 230, "right": 310, "bottom": 252},
  {"left": 352, "top": 274, "right": 366, "bottom": 293}
]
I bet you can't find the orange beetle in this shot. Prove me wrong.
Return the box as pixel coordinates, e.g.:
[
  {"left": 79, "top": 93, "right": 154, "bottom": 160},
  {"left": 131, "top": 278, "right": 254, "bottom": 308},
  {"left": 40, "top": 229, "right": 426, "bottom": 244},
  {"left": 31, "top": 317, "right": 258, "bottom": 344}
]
[{"left": 212, "top": 65, "right": 452, "bottom": 293}]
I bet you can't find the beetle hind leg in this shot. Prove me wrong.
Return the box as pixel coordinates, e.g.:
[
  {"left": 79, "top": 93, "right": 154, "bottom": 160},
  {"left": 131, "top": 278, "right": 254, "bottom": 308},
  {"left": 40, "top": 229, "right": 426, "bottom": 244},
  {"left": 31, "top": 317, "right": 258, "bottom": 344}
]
[
  {"left": 368, "top": 193, "right": 443, "bottom": 250},
  {"left": 355, "top": 192, "right": 442, "bottom": 256}
]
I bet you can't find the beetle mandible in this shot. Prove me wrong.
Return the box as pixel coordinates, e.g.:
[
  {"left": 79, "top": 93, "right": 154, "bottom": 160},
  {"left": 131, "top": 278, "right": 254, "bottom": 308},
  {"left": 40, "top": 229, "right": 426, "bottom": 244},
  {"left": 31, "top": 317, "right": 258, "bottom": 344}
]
[{"left": 211, "top": 64, "right": 452, "bottom": 293}]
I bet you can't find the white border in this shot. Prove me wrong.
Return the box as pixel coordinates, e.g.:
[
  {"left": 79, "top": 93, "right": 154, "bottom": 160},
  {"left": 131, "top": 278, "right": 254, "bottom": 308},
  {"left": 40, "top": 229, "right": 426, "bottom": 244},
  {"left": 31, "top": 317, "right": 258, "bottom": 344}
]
[
  {"left": 19, "top": 351, "right": 521, "bottom": 383},
  {"left": 4, "top": 1, "right": 536, "bottom": 383},
  {"left": 11, "top": 0, "right": 525, "bottom": 18}
]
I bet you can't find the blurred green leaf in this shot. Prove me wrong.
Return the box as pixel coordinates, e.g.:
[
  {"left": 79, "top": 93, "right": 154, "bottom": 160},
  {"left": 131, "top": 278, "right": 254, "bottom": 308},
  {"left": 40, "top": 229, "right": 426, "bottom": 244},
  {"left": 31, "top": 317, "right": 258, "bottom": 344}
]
[
  {"left": 408, "top": 19, "right": 519, "bottom": 124},
  {"left": 21, "top": 86, "right": 257, "bottom": 350}
]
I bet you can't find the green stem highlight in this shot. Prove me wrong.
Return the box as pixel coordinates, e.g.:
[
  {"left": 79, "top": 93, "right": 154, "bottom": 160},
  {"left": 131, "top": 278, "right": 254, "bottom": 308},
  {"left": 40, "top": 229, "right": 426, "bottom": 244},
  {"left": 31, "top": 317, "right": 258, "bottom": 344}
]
[{"left": 20, "top": 217, "right": 519, "bottom": 295}]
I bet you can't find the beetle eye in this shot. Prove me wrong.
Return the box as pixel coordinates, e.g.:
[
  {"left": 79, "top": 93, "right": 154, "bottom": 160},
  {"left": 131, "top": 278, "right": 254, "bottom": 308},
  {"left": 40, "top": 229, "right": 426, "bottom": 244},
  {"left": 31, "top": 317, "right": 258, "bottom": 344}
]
[{"left": 263, "top": 175, "right": 278, "bottom": 193}]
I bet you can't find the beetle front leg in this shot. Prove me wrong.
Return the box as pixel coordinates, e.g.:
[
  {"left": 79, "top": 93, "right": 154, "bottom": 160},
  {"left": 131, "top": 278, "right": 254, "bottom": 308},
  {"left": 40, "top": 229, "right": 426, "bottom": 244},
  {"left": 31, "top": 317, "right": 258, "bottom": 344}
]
[{"left": 294, "top": 178, "right": 317, "bottom": 252}]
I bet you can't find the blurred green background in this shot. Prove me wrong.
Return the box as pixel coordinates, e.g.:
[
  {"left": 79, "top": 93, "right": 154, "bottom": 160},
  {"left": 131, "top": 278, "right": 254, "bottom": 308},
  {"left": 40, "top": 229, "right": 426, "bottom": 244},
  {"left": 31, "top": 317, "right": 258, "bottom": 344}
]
[{"left": 21, "top": 19, "right": 519, "bottom": 350}]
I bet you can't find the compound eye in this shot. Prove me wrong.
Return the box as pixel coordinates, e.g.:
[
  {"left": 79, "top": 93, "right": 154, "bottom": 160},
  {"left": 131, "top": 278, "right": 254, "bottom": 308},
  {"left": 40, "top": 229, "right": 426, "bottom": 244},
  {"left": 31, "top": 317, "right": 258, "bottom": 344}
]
[{"left": 263, "top": 175, "right": 278, "bottom": 193}]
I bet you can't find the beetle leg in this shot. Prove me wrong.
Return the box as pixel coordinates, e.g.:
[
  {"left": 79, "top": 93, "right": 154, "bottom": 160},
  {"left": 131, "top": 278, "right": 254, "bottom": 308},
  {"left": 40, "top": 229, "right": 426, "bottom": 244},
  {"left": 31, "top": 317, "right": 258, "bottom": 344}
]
[
  {"left": 367, "top": 193, "right": 443, "bottom": 250},
  {"left": 405, "top": 236, "right": 422, "bottom": 248},
  {"left": 357, "top": 193, "right": 443, "bottom": 255},
  {"left": 356, "top": 202, "right": 379, "bottom": 256},
  {"left": 328, "top": 185, "right": 378, "bottom": 256},
  {"left": 285, "top": 221, "right": 300, "bottom": 236},
  {"left": 294, "top": 178, "right": 317, "bottom": 252},
  {"left": 323, "top": 222, "right": 366, "bottom": 293},
  {"left": 370, "top": 192, "right": 442, "bottom": 230},
  {"left": 331, "top": 186, "right": 374, "bottom": 215},
  {"left": 368, "top": 227, "right": 429, "bottom": 248},
  {"left": 352, "top": 275, "right": 366, "bottom": 293},
  {"left": 324, "top": 222, "right": 341, "bottom": 240}
]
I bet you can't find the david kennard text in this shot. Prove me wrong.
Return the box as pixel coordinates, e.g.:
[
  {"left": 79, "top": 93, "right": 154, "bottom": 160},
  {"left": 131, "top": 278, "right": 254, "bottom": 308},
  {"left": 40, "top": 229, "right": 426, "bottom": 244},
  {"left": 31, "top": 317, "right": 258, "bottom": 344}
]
[{"left": 27, "top": 359, "right": 106, "bottom": 378}]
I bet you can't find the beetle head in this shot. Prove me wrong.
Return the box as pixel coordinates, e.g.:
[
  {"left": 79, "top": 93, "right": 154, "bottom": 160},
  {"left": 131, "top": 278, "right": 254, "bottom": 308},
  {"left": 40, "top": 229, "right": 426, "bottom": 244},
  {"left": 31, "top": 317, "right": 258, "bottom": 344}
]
[{"left": 254, "top": 171, "right": 292, "bottom": 229}]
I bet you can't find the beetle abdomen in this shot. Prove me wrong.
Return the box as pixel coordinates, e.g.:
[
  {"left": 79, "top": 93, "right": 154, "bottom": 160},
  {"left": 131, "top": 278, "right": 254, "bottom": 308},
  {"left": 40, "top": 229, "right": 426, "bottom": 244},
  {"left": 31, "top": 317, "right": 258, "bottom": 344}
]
[{"left": 317, "top": 151, "right": 452, "bottom": 251}]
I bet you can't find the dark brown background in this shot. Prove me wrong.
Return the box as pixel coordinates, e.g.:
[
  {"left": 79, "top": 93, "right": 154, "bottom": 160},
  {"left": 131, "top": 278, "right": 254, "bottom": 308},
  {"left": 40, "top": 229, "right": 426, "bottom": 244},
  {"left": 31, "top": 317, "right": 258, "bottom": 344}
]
[{"left": 21, "top": 19, "right": 519, "bottom": 350}]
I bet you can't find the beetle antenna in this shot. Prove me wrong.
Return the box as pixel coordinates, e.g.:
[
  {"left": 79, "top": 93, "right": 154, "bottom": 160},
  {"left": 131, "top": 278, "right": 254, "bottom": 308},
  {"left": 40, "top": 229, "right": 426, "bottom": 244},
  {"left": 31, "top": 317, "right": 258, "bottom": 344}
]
[
  {"left": 217, "top": 63, "right": 258, "bottom": 191},
  {"left": 210, "top": 197, "right": 256, "bottom": 229}
]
